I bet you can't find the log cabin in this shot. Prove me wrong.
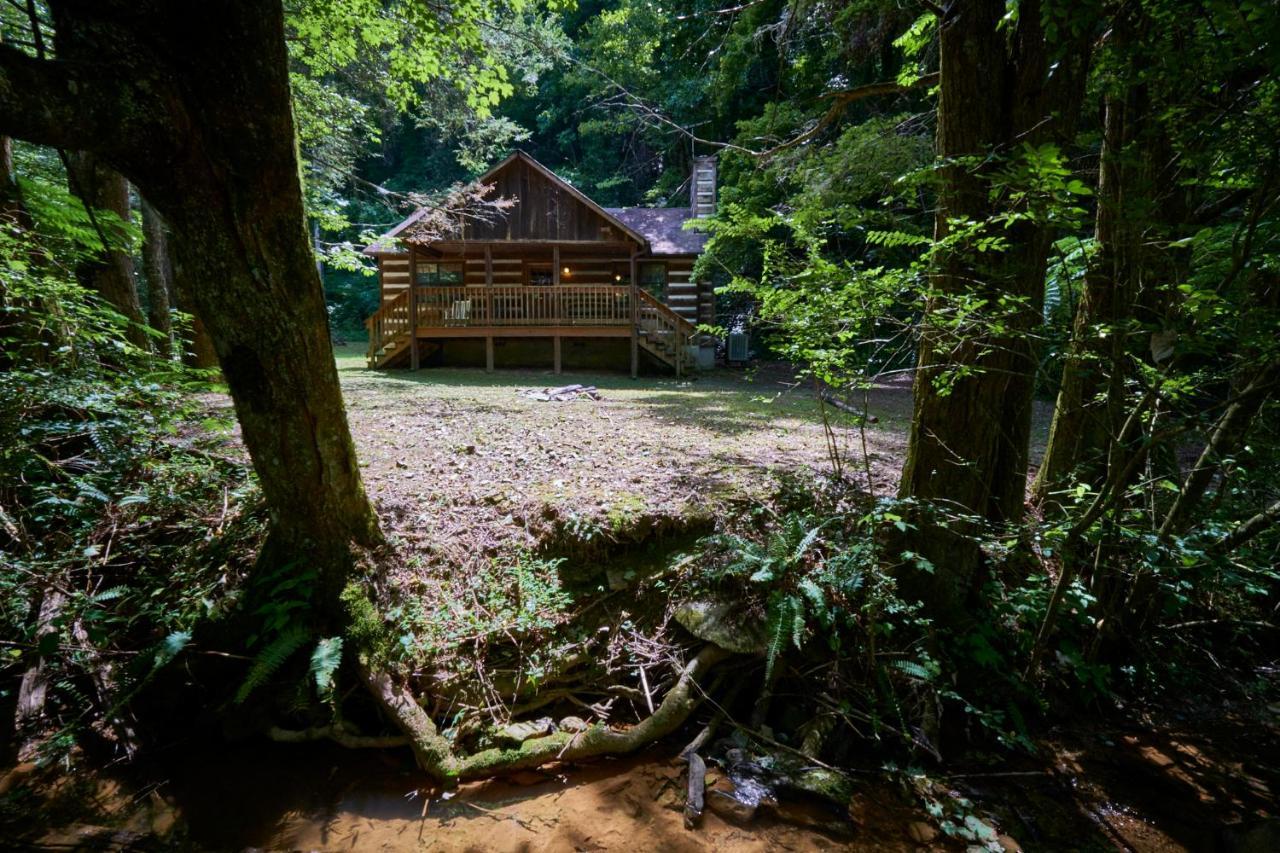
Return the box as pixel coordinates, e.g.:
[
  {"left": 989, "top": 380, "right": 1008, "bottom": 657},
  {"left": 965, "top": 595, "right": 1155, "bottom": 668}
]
[{"left": 363, "top": 151, "right": 717, "bottom": 376}]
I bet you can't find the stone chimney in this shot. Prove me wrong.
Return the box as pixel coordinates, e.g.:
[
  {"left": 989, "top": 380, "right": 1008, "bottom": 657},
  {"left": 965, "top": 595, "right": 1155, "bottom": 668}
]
[{"left": 690, "top": 155, "right": 717, "bottom": 218}]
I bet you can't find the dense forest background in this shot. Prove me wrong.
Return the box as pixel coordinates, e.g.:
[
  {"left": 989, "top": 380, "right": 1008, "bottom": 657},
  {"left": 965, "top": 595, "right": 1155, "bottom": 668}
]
[
  {"left": 321, "top": 0, "right": 933, "bottom": 340},
  {"left": 2, "top": 0, "right": 1279, "bottom": 846}
]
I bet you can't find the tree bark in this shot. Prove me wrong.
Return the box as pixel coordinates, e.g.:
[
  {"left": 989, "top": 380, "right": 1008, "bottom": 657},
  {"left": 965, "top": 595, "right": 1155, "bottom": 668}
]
[
  {"left": 64, "top": 152, "right": 149, "bottom": 350},
  {"left": 1, "top": 133, "right": 21, "bottom": 368},
  {"left": 172, "top": 260, "right": 219, "bottom": 370},
  {"left": 896, "top": 0, "right": 1090, "bottom": 620},
  {"left": 1033, "top": 13, "right": 1153, "bottom": 506},
  {"left": 140, "top": 197, "right": 173, "bottom": 358},
  {"left": 0, "top": 0, "right": 383, "bottom": 623}
]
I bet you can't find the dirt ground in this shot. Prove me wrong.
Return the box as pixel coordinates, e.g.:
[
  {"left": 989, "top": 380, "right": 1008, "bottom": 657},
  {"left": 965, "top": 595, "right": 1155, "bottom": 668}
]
[{"left": 333, "top": 345, "right": 913, "bottom": 565}]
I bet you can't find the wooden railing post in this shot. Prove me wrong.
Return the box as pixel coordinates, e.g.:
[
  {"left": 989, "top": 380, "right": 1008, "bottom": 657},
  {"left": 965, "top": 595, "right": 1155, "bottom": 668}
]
[
  {"left": 408, "top": 247, "right": 420, "bottom": 370},
  {"left": 630, "top": 252, "right": 639, "bottom": 379}
]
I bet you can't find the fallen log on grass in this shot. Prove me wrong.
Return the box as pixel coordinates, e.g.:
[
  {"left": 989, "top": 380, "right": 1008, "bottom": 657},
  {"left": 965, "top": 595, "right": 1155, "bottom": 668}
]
[{"left": 520, "top": 384, "right": 602, "bottom": 402}]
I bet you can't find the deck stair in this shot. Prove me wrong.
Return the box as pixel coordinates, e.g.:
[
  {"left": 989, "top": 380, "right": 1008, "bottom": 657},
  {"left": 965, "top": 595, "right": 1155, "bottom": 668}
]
[
  {"left": 366, "top": 288, "right": 412, "bottom": 368},
  {"left": 635, "top": 288, "right": 696, "bottom": 375}
]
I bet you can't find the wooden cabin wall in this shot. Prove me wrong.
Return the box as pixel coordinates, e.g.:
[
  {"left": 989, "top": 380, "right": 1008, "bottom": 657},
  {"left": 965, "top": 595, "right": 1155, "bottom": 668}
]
[
  {"left": 380, "top": 247, "right": 714, "bottom": 340},
  {"left": 378, "top": 254, "right": 410, "bottom": 303},
  {"left": 464, "top": 158, "right": 630, "bottom": 243},
  {"left": 666, "top": 258, "right": 696, "bottom": 323}
]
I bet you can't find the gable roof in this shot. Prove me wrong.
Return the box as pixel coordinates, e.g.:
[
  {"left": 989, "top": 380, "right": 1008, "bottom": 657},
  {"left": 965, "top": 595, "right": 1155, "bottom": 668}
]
[
  {"left": 364, "top": 150, "right": 651, "bottom": 254},
  {"left": 491, "top": 151, "right": 651, "bottom": 247},
  {"left": 605, "top": 207, "right": 707, "bottom": 256}
]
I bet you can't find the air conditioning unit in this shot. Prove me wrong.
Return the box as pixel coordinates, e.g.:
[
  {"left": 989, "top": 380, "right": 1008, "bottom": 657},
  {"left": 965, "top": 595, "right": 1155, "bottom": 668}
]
[{"left": 727, "top": 331, "right": 749, "bottom": 364}]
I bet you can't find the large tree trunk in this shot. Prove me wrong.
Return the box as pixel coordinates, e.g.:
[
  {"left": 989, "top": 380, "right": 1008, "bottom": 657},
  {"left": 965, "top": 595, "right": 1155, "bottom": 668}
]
[
  {"left": 0, "top": 0, "right": 383, "bottom": 623},
  {"left": 172, "top": 260, "right": 219, "bottom": 370},
  {"left": 64, "top": 152, "right": 149, "bottom": 351},
  {"left": 140, "top": 198, "right": 173, "bottom": 358},
  {"left": 896, "top": 0, "right": 1088, "bottom": 620},
  {"left": 1033, "top": 14, "right": 1155, "bottom": 507},
  {"left": 0, "top": 133, "right": 22, "bottom": 369}
]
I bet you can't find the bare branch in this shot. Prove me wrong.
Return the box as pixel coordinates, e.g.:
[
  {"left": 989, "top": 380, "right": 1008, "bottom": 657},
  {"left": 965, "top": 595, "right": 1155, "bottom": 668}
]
[{"left": 1217, "top": 498, "right": 1280, "bottom": 553}]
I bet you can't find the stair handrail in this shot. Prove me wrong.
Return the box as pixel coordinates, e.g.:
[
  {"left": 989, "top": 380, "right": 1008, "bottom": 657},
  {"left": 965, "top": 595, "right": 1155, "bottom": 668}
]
[
  {"left": 366, "top": 288, "right": 412, "bottom": 364},
  {"left": 635, "top": 288, "right": 696, "bottom": 336},
  {"left": 635, "top": 288, "right": 696, "bottom": 375}
]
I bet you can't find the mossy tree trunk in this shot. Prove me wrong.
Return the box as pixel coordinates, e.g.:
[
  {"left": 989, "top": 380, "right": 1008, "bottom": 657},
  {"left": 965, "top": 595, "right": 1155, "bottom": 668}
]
[
  {"left": 64, "top": 152, "right": 150, "bottom": 351},
  {"left": 139, "top": 198, "right": 173, "bottom": 359},
  {"left": 0, "top": 0, "right": 383, "bottom": 623},
  {"left": 897, "top": 0, "right": 1089, "bottom": 622},
  {"left": 1033, "top": 13, "right": 1153, "bottom": 506}
]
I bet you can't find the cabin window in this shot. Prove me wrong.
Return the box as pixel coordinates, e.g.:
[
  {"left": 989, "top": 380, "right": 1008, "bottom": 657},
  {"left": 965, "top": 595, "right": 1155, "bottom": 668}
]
[
  {"left": 527, "top": 263, "right": 554, "bottom": 286},
  {"left": 414, "top": 261, "right": 463, "bottom": 286},
  {"left": 638, "top": 262, "right": 667, "bottom": 299}
]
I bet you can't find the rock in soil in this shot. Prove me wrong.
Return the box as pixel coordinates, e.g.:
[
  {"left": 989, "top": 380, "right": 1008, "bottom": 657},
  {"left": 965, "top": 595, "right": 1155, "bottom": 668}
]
[{"left": 674, "top": 599, "right": 768, "bottom": 654}]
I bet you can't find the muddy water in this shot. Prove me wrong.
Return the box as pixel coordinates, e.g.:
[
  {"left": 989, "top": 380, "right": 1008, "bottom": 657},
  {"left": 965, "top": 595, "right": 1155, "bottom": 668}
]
[
  {"left": 13, "top": 709, "right": 1276, "bottom": 851},
  {"left": 157, "top": 744, "right": 912, "bottom": 852}
]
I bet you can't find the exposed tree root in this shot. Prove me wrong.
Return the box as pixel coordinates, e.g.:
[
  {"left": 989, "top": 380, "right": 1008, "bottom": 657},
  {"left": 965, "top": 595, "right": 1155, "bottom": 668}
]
[{"left": 360, "top": 645, "right": 732, "bottom": 785}]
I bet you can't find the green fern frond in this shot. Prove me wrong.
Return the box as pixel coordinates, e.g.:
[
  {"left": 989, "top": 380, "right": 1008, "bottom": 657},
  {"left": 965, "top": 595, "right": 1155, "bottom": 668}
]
[
  {"left": 764, "top": 596, "right": 789, "bottom": 683},
  {"left": 866, "top": 230, "right": 931, "bottom": 248},
  {"left": 310, "top": 636, "right": 344, "bottom": 695},
  {"left": 892, "top": 659, "right": 933, "bottom": 682},
  {"left": 152, "top": 630, "right": 191, "bottom": 670},
  {"left": 91, "top": 585, "right": 128, "bottom": 603},
  {"left": 236, "top": 625, "right": 309, "bottom": 704},
  {"left": 798, "top": 577, "right": 826, "bottom": 618},
  {"left": 788, "top": 596, "right": 806, "bottom": 649}
]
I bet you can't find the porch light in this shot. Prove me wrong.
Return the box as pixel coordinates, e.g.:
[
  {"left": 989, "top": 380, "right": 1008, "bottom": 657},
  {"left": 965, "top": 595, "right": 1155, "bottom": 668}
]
[{"left": 562, "top": 266, "right": 571, "bottom": 276}]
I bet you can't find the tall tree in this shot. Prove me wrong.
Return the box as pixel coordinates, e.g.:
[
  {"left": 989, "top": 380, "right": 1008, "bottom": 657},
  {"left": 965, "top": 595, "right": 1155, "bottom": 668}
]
[
  {"left": 0, "top": 0, "right": 382, "bottom": 621},
  {"left": 1032, "top": 7, "right": 1177, "bottom": 507},
  {"left": 63, "top": 153, "right": 149, "bottom": 350},
  {"left": 139, "top": 198, "right": 172, "bottom": 358},
  {"left": 897, "top": 0, "right": 1091, "bottom": 618}
]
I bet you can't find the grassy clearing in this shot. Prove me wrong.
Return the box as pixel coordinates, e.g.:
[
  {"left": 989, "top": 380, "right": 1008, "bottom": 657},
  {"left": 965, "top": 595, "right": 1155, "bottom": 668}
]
[
  {"left": 334, "top": 343, "right": 910, "bottom": 563},
  {"left": 332, "top": 343, "right": 913, "bottom": 680}
]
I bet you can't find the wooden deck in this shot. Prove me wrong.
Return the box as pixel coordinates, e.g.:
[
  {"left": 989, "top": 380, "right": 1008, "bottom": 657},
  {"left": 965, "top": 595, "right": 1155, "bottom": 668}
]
[{"left": 366, "top": 285, "right": 696, "bottom": 375}]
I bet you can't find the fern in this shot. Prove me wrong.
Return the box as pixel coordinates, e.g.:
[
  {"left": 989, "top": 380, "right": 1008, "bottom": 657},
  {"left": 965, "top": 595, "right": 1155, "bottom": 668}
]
[
  {"left": 309, "top": 636, "right": 344, "bottom": 696},
  {"left": 764, "top": 598, "right": 789, "bottom": 683},
  {"left": 236, "top": 625, "right": 309, "bottom": 704},
  {"left": 892, "top": 659, "right": 933, "bottom": 682},
  {"left": 154, "top": 630, "right": 191, "bottom": 669},
  {"left": 866, "top": 229, "right": 931, "bottom": 248},
  {"left": 91, "top": 585, "right": 128, "bottom": 603},
  {"left": 764, "top": 591, "right": 809, "bottom": 682}
]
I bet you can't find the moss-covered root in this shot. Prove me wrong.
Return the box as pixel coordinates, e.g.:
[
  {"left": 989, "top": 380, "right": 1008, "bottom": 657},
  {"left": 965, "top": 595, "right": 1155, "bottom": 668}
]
[
  {"left": 362, "top": 645, "right": 733, "bottom": 786},
  {"left": 360, "top": 664, "right": 462, "bottom": 783}
]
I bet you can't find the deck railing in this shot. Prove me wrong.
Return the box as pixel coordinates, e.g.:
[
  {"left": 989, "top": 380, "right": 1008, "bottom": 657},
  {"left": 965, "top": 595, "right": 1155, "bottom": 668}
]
[
  {"left": 366, "top": 283, "right": 698, "bottom": 371},
  {"left": 413, "top": 285, "right": 634, "bottom": 328}
]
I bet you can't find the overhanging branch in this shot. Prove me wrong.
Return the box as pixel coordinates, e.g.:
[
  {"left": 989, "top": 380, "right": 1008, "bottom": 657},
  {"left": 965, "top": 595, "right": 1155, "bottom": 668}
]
[{"left": 0, "top": 44, "right": 141, "bottom": 155}]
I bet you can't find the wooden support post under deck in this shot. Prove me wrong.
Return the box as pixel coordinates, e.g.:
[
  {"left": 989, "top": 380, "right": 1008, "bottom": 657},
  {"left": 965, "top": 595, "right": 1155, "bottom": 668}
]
[
  {"left": 408, "top": 247, "right": 420, "bottom": 370},
  {"left": 485, "top": 336, "right": 494, "bottom": 373},
  {"left": 554, "top": 335, "right": 562, "bottom": 374},
  {"left": 629, "top": 252, "right": 639, "bottom": 379}
]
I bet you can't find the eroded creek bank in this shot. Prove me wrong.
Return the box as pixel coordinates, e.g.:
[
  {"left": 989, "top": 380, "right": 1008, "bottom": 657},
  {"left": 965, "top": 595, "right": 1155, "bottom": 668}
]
[{"left": 6, "top": 485, "right": 1276, "bottom": 850}]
